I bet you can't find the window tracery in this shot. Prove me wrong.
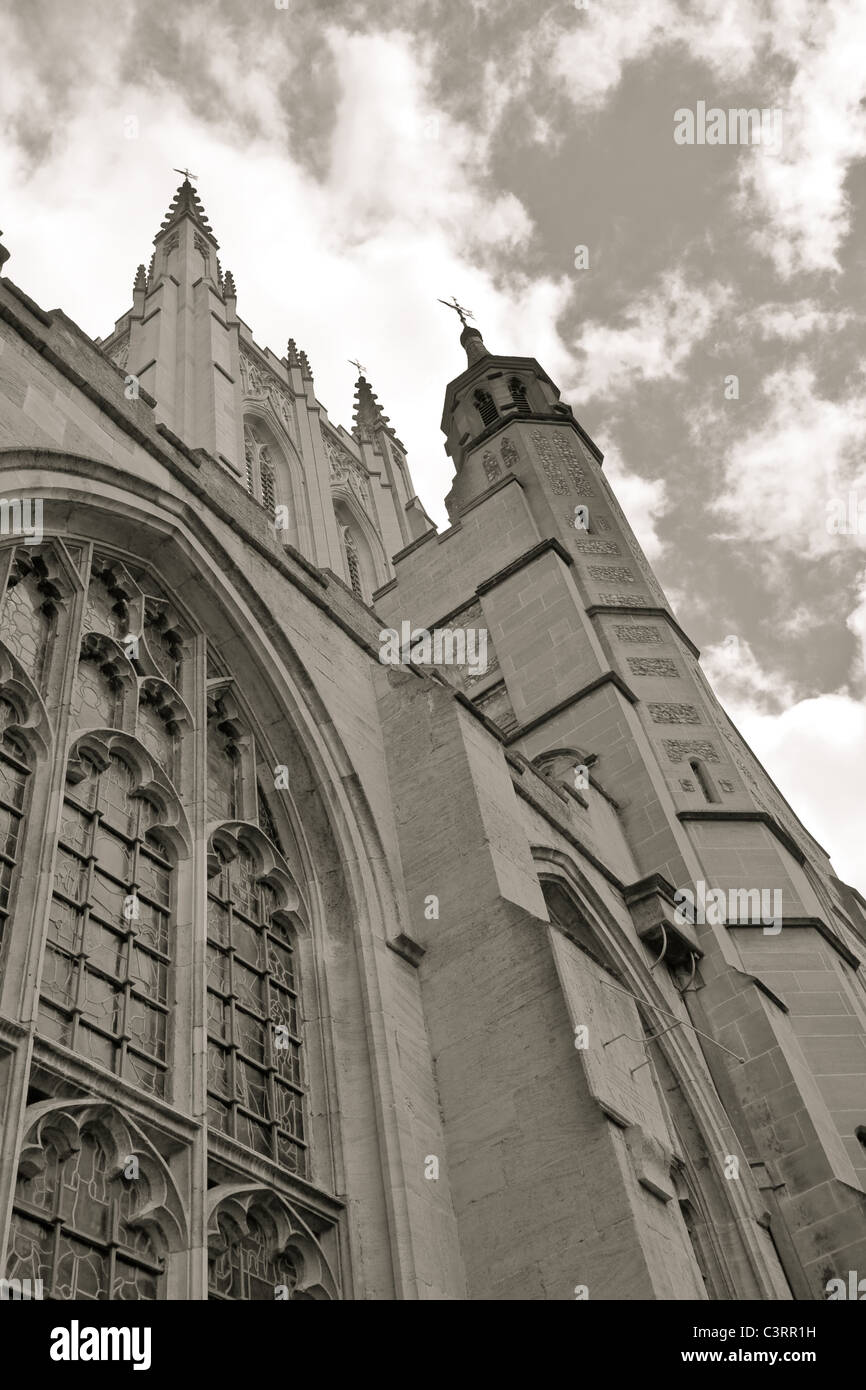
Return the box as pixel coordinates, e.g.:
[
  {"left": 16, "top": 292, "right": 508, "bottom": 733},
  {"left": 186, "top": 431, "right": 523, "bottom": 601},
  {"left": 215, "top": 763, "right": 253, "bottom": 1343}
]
[
  {"left": 38, "top": 754, "right": 173, "bottom": 1098},
  {"left": 0, "top": 699, "right": 29, "bottom": 948},
  {"left": 0, "top": 551, "right": 56, "bottom": 685},
  {"left": 206, "top": 846, "right": 306, "bottom": 1173},
  {"left": 208, "top": 1212, "right": 302, "bottom": 1300},
  {"left": 8, "top": 1129, "right": 164, "bottom": 1300}
]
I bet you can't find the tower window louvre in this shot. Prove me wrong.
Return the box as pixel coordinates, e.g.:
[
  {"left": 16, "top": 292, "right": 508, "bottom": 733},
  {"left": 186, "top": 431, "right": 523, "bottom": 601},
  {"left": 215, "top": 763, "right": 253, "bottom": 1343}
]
[
  {"left": 474, "top": 389, "right": 498, "bottom": 428},
  {"left": 508, "top": 378, "right": 531, "bottom": 416},
  {"left": 259, "top": 449, "right": 276, "bottom": 518}
]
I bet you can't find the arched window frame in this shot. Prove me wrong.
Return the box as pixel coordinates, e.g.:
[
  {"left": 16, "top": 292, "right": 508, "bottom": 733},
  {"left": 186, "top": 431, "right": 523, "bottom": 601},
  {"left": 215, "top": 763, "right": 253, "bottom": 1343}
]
[
  {"left": 474, "top": 388, "right": 499, "bottom": 428},
  {"left": 38, "top": 747, "right": 180, "bottom": 1100},
  {"left": 689, "top": 758, "right": 720, "bottom": 804},
  {"left": 0, "top": 700, "right": 32, "bottom": 950},
  {"left": 206, "top": 1186, "right": 339, "bottom": 1300},
  {"left": 508, "top": 377, "right": 532, "bottom": 416},
  {"left": 8, "top": 1099, "right": 189, "bottom": 1301},
  {"left": 205, "top": 827, "right": 307, "bottom": 1176}
]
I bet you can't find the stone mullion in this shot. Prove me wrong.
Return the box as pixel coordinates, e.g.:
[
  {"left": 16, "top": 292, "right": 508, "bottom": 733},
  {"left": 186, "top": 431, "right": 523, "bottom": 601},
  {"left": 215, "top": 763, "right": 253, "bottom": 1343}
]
[{"left": 188, "top": 629, "right": 210, "bottom": 1299}]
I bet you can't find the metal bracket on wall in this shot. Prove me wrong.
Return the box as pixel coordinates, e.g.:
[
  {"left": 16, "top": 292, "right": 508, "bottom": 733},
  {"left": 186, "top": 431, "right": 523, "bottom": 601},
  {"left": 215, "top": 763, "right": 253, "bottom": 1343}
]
[{"left": 601, "top": 978, "right": 745, "bottom": 1063}]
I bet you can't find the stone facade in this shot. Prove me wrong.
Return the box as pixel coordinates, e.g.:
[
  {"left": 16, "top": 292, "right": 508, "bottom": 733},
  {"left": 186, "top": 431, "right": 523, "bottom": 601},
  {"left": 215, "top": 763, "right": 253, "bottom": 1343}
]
[{"left": 0, "top": 184, "right": 863, "bottom": 1302}]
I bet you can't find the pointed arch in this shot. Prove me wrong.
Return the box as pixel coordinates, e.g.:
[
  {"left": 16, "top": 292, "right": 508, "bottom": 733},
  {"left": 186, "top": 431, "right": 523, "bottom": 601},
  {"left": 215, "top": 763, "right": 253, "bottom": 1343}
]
[
  {"left": 508, "top": 377, "right": 532, "bottom": 416},
  {"left": 206, "top": 1184, "right": 339, "bottom": 1299},
  {"left": 38, "top": 734, "right": 191, "bottom": 1098},
  {"left": 205, "top": 824, "right": 308, "bottom": 1174},
  {"left": 8, "top": 1098, "right": 190, "bottom": 1299},
  {"left": 243, "top": 411, "right": 312, "bottom": 558},
  {"left": 333, "top": 497, "right": 385, "bottom": 601},
  {"left": 474, "top": 388, "right": 499, "bottom": 428}
]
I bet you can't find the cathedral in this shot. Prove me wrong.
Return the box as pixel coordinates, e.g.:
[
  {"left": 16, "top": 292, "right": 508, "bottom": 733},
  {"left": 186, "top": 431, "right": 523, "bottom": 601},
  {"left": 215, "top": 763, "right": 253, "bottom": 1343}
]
[{"left": 0, "top": 176, "right": 864, "bottom": 1301}]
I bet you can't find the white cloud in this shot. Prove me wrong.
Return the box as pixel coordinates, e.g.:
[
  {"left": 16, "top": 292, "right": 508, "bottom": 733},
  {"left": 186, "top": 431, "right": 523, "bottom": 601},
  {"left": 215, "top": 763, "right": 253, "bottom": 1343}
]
[
  {"left": 0, "top": 25, "right": 579, "bottom": 530},
  {"left": 701, "top": 633, "right": 798, "bottom": 712},
  {"left": 601, "top": 443, "right": 668, "bottom": 563},
  {"left": 738, "top": 300, "right": 853, "bottom": 342},
  {"left": 733, "top": 693, "right": 866, "bottom": 896},
  {"left": 553, "top": 0, "right": 866, "bottom": 278},
  {"left": 739, "top": 1, "right": 866, "bottom": 276},
  {"left": 571, "top": 272, "right": 730, "bottom": 402},
  {"left": 711, "top": 362, "right": 866, "bottom": 558},
  {"left": 702, "top": 635, "right": 866, "bottom": 895}
]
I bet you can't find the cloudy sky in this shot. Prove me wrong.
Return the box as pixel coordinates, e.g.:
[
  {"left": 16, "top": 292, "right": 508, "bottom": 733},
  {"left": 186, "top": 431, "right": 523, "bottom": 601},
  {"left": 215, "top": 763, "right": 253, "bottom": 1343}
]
[{"left": 2, "top": 0, "right": 865, "bottom": 894}]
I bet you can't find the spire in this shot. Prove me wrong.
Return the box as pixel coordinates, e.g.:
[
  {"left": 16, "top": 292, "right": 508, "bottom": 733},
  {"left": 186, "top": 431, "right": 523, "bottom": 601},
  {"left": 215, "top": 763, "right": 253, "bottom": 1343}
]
[
  {"left": 286, "top": 338, "right": 300, "bottom": 368},
  {"left": 437, "top": 295, "right": 490, "bottom": 365},
  {"left": 352, "top": 371, "right": 403, "bottom": 447},
  {"left": 133, "top": 264, "right": 147, "bottom": 293},
  {"left": 222, "top": 269, "right": 236, "bottom": 298},
  {"left": 157, "top": 177, "right": 219, "bottom": 248},
  {"left": 460, "top": 322, "right": 490, "bottom": 365},
  {"left": 299, "top": 350, "right": 313, "bottom": 380}
]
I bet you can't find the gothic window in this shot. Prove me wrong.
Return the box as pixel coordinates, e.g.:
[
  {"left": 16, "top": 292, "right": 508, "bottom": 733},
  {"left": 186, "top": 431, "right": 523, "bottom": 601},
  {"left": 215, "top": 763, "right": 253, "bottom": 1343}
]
[
  {"left": 689, "top": 759, "right": 719, "bottom": 804},
  {"left": 38, "top": 755, "right": 173, "bottom": 1098},
  {"left": 206, "top": 847, "right": 306, "bottom": 1173},
  {"left": 343, "top": 528, "right": 362, "bottom": 599},
  {"left": 474, "top": 389, "right": 498, "bottom": 428},
  {"left": 208, "top": 722, "right": 239, "bottom": 822},
  {"left": 257, "top": 782, "right": 283, "bottom": 854},
  {"left": 71, "top": 655, "right": 119, "bottom": 729},
  {"left": 144, "top": 604, "right": 183, "bottom": 688},
  {"left": 83, "top": 568, "right": 128, "bottom": 641},
  {"left": 0, "top": 701, "right": 30, "bottom": 949},
  {"left": 208, "top": 1212, "right": 303, "bottom": 1300},
  {"left": 259, "top": 447, "right": 276, "bottom": 519},
  {"left": 7, "top": 1131, "right": 164, "bottom": 1300},
  {"left": 137, "top": 690, "right": 176, "bottom": 779},
  {"left": 244, "top": 423, "right": 284, "bottom": 518},
  {"left": 0, "top": 552, "right": 55, "bottom": 684},
  {"left": 508, "top": 378, "right": 531, "bottom": 416}
]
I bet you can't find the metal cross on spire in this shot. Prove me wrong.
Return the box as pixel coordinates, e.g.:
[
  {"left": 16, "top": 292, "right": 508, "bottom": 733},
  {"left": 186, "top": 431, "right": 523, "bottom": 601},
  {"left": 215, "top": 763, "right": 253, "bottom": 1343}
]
[
  {"left": 437, "top": 296, "right": 475, "bottom": 327},
  {"left": 348, "top": 358, "right": 368, "bottom": 377},
  {"left": 173, "top": 167, "right": 198, "bottom": 183}
]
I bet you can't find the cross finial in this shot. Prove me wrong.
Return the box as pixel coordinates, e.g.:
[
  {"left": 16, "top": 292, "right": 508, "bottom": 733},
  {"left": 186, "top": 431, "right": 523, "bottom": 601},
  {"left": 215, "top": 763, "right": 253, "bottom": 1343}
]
[
  {"left": 348, "top": 358, "right": 368, "bottom": 377},
  {"left": 173, "top": 167, "right": 198, "bottom": 183},
  {"left": 438, "top": 295, "right": 474, "bottom": 327}
]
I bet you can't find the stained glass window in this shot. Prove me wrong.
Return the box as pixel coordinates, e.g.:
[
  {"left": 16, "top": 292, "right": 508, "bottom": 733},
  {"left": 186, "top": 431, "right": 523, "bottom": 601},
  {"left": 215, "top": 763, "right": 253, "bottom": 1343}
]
[
  {"left": 144, "top": 604, "right": 183, "bottom": 688},
  {"left": 0, "top": 700, "right": 29, "bottom": 948},
  {"left": 0, "top": 552, "right": 54, "bottom": 685},
  {"left": 206, "top": 848, "right": 306, "bottom": 1174},
  {"left": 83, "top": 569, "right": 128, "bottom": 641},
  {"left": 71, "top": 656, "right": 118, "bottom": 728},
  {"left": 138, "top": 691, "right": 176, "bottom": 779},
  {"left": 208, "top": 1212, "right": 304, "bottom": 1300},
  {"left": 256, "top": 783, "right": 283, "bottom": 854},
  {"left": 7, "top": 1131, "right": 164, "bottom": 1300},
  {"left": 38, "top": 755, "right": 173, "bottom": 1098}
]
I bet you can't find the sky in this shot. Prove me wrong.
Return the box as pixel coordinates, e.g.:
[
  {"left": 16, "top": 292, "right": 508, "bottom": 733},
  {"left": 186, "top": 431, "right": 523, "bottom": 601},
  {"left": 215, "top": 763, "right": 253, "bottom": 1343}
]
[{"left": 1, "top": 0, "right": 865, "bottom": 894}]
